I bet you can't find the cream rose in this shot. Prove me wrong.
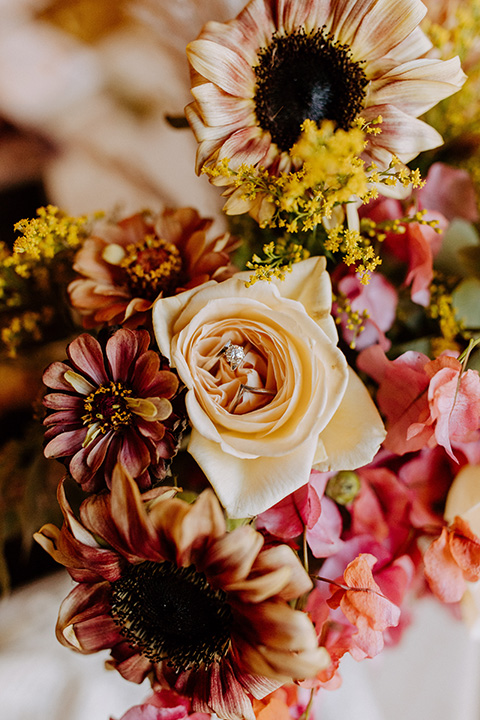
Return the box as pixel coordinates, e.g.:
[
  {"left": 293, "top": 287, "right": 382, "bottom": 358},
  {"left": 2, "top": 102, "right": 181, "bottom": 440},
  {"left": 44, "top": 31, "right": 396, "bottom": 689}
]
[{"left": 153, "top": 257, "right": 385, "bottom": 517}]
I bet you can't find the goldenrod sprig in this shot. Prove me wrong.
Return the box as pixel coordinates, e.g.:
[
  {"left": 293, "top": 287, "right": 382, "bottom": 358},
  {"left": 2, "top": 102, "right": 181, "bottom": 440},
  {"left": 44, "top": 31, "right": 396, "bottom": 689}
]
[
  {"left": 245, "top": 238, "right": 310, "bottom": 286},
  {"left": 1, "top": 206, "right": 90, "bottom": 356},
  {"left": 205, "top": 120, "right": 423, "bottom": 283},
  {"left": 333, "top": 290, "right": 370, "bottom": 349}
]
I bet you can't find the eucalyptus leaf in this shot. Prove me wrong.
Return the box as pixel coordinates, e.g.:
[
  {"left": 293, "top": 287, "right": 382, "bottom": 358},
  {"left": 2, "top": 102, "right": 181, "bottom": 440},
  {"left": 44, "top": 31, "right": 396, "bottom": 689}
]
[
  {"left": 434, "top": 219, "right": 479, "bottom": 278},
  {"left": 452, "top": 277, "right": 480, "bottom": 329}
]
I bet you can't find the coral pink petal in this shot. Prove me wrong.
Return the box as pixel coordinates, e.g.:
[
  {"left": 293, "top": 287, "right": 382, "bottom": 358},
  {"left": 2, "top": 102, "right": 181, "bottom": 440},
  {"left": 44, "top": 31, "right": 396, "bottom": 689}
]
[
  {"left": 187, "top": 40, "right": 254, "bottom": 97},
  {"left": 424, "top": 527, "right": 466, "bottom": 603}
]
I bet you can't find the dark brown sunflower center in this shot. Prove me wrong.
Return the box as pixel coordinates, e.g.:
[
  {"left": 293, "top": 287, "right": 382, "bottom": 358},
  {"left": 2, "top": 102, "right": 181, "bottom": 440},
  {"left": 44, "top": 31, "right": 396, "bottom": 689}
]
[
  {"left": 121, "top": 235, "right": 183, "bottom": 301},
  {"left": 82, "top": 381, "right": 133, "bottom": 435},
  {"left": 253, "top": 28, "right": 368, "bottom": 152},
  {"left": 110, "top": 560, "right": 233, "bottom": 671}
]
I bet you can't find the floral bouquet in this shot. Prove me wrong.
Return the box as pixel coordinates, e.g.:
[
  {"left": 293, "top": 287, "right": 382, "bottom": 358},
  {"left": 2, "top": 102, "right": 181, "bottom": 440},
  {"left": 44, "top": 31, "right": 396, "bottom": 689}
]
[{"left": 2, "top": 0, "right": 480, "bottom": 717}]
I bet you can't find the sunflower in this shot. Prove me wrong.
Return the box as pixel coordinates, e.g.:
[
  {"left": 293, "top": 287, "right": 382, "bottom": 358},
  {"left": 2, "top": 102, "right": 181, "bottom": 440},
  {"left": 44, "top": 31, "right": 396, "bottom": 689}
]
[
  {"left": 42, "top": 328, "right": 181, "bottom": 492},
  {"left": 68, "top": 208, "right": 238, "bottom": 329},
  {"left": 186, "top": 0, "right": 465, "bottom": 175},
  {"left": 34, "top": 464, "right": 329, "bottom": 720}
]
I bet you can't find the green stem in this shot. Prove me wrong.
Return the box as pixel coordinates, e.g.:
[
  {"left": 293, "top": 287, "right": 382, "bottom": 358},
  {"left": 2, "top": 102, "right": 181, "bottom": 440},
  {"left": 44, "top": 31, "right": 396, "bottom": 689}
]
[{"left": 298, "top": 689, "right": 315, "bottom": 720}]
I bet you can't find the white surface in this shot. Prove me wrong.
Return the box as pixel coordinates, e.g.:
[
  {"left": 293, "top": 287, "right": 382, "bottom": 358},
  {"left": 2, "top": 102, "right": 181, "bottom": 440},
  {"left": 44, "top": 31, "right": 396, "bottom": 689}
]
[{"left": 1, "top": 571, "right": 479, "bottom": 720}]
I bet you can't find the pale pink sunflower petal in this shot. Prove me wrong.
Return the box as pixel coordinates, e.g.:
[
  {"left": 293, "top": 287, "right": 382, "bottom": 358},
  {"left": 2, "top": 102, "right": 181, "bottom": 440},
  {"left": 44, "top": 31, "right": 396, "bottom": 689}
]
[
  {"left": 277, "top": 0, "right": 333, "bottom": 34},
  {"left": 369, "top": 57, "right": 466, "bottom": 116},
  {"left": 191, "top": 83, "right": 254, "bottom": 127},
  {"left": 187, "top": 40, "right": 254, "bottom": 96},
  {"left": 199, "top": 4, "right": 275, "bottom": 66},
  {"left": 386, "top": 25, "right": 433, "bottom": 63},
  {"left": 333, "top": 0, "right": 427, "bottom": 62},
  {"left": 362, "top": 104, "right": 444, "bottom": 163}
]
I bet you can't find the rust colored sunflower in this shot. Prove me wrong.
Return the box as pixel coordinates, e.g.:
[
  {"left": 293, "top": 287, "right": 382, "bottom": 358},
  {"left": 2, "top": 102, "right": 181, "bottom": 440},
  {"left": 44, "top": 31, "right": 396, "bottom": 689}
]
[{"left": 35, "top": 465, "right": 329, "bottom": 720}]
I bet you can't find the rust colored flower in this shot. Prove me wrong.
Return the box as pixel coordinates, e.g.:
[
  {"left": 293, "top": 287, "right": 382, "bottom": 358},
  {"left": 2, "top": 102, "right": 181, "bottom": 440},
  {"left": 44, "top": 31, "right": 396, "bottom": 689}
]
[
  {"left": 42, "top": 328, "right": 180, "bottom": 492},
  {"left": 424, "top": 516, "right": 480, "bottom": 603},
  {"left": 327, "top": 553, "right": 401, "bottom": 659},
  {"left": 68, "top": 208, "right": 237, "bottom": 328},
  {"left": 34, "top": 465, "right": 329, "bottom": 720}
]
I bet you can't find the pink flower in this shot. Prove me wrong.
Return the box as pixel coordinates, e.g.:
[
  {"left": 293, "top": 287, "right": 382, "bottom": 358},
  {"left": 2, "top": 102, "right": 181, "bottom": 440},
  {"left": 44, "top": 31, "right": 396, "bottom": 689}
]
[
  {"left": 408, "top": 355, "right": 480, "bottom": 459},
  {"left": 252, "top": 685, "right": 319, "bottom": 720},
  {"left": 115, "top": 689, "right": 210, "bottom": 720},
  {"left": 398, "top": 447, "right": 460, "bottom": 529},
  {"left": 361, "top": 196, "right": 446, "bottom": 306},
  {"left": 327, "top": 554, "right": 401, "bottom": 660},
  {"left": 349, "top": 468, "right": 410, "bottom": 550},
  {"left": 418, "top": 162, "right": 479, "bottom": 223},
  {"left": 333, "top": 269, "right": 398, "bottom": 351},
  {"left": 357, "top": 346, "right": 480, "bottom": 458},
  {"left": 69, "top": 209, "right": 237, "bottom": 329},
  {"left": 42, "top": 328, "right": 180, "bottom": 492},
  {"left": 256, "top": 471, "right": 344, "bottom": 558},
  {"left": 424, "top": 517, "right": 480, "bottom": 603}
]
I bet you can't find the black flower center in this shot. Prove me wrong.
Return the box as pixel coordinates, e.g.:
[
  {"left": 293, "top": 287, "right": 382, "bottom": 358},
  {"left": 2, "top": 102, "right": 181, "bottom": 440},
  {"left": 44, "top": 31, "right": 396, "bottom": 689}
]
[
  {"left": 121, "top": 235, "right": 183, "bottom": 301},
  {"left": 110, "top": 560, "right": 233, "bottom": 671},
  {"left": 253, "top": 28, "right": 368, "bottom": 152},
  {"left": 82, "top": 381, "right": 133, "bottom": 436}
]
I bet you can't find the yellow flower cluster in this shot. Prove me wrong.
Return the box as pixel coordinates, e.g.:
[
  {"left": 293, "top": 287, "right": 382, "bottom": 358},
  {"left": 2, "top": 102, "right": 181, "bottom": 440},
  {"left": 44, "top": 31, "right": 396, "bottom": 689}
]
[
  {"left": 245, "top": 238, "right": 310, "bottom": 286},
  {"left": 206, "top": 120, "right": 424, "bottom": 284},
  {"left": 333, "top": 291, "right": 370, "bottom": 349},
  {"left": 325, "top": 226, "right": 381, "bottom": 284},
  {"left": 279, "top": 119, "right": 375, "bottom": 226},
  {"left": 428, "top": 273, "right": 466, "bottom": 355},
  {"left": 353, "top": 210, "right": 442, "bottom": 284},
  {"left": 206, "top": 119, "right": 413, "bottom": 232},
  {"left": 1, "top": 206, "right": 89, "bottom": 356},
  {"left": 12, "top": 205, "right": 88, "bottom": 271},
  {"left": 1, "top": 310, "right": 52, "bottom": 358}
]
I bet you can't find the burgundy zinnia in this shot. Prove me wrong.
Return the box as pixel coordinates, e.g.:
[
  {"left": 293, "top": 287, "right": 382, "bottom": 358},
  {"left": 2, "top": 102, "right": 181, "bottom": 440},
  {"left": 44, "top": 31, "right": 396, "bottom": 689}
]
[
  {"left": 34, "top": 465, "right": 329, "bottom": 720},
  {"left": 42, "top": 328, "right": 180, "bottom": 492}
]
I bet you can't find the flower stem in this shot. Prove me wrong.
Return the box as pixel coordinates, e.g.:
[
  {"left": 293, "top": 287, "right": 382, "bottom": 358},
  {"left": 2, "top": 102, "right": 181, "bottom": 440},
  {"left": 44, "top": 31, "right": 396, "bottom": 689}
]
[{"left": 298, "top": 688, "right": 315, "bottom": 720}]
